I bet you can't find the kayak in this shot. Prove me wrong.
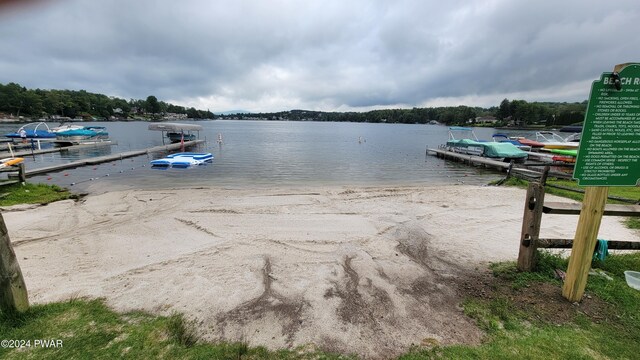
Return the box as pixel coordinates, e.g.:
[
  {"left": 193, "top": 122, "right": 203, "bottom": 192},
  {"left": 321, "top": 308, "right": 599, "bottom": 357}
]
[
  {"left": 0, "top": 157, "right": 24, "bottom": 168},
  {"left": 549, "top": 149, "right": 578, "bottom": 157}
]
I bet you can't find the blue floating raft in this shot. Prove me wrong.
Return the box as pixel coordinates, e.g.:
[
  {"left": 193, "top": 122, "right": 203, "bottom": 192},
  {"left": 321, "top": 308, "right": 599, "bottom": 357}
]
[{"left": 150, "top": 152, "right": 213, "bottom": 168}]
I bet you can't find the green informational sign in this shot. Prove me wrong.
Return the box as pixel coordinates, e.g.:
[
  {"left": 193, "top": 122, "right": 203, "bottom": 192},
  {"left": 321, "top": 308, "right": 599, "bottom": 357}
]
[{"left": 573, "top": 64, "right": 640, "bottom": 186}]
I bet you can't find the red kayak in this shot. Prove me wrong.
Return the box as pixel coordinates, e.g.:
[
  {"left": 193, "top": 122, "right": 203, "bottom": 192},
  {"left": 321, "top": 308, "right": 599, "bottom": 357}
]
[
  {"left": 552, "top": 155, "right": 576, "bottom": 163},
  {"left": 512, "top": 137, "right": 545, "bottom": 148}
]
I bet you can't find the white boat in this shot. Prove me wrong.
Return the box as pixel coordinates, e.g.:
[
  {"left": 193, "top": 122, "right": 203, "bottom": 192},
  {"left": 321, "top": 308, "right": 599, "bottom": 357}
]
[
  {"left": 150, "top": 152, "right": 213, "bottom": 168},
  {"left": 51, "top": 124, "right": 84, "bottom": 133},
  {"left": 535, "top": 131, "right": 579, "bottom": 150},
  {"left": 564, "top": 132, "right": 581, "bottom": 143}
]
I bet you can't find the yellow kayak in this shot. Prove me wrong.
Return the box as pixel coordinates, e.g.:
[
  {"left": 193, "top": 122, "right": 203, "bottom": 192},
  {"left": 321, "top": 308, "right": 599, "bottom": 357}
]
[{"left": 0, "top": 157, "right": 24, "bottom": 168}]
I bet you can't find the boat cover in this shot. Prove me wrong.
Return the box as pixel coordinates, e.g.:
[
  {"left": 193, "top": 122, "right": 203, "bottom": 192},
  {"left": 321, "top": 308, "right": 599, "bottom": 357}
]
[
  {"left": 56, "top": 129, "right": 99, "bottom": 137},
  {"left": 447, "top": 139, "right": 528, "bottom": 159},
  {"left": 5, "top": 129, "right": 56, "bottom": 138}
]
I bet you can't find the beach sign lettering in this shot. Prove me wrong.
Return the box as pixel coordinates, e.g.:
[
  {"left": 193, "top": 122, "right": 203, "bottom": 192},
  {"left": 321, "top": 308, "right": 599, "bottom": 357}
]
[{"left": 573, "top": 63, "right": 640, "bottom": 186}]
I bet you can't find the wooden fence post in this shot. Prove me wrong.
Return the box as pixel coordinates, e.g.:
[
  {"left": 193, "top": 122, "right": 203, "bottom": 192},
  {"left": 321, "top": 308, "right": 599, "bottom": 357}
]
[
  {"left": 562, "top": 187, "right": 609, "bottom": 302},
  {"left": 18, "top": 163, "right": 26, "bottom": 183},
  {"left": 517, "top": 166, "right": 549, "bottom": 271},
  {"left": 0, "top": 212, "right": 29, "bottom": 313},
  {"left": 517, "top": 181, "right": 545, "bottom": 271}
]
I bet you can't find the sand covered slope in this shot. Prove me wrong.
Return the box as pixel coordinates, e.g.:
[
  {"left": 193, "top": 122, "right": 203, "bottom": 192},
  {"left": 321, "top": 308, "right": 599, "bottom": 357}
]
[{"left": 5, "top": 185, "right": 638, "bottom": 358}]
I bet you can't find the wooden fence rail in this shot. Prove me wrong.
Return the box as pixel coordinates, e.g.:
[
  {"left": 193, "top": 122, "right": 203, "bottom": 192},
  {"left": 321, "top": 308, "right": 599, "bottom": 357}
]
[{"left": 517, "top": 181, "right": 640, "bottom": 272}]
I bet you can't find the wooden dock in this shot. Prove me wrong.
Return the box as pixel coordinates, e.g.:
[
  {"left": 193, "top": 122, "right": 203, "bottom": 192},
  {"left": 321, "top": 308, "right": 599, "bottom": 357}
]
[
  {"left": 427, "top": 147, "right": 511, "bottom": 170},
  {"left": 8, "top": 140, "right": 205, "bottom": 178},
  {"left": 426, "top": 147, "right": 574, "bottom": 180},
  {"left": 0, "top": 141, "right": 119, "bottom": 158}
]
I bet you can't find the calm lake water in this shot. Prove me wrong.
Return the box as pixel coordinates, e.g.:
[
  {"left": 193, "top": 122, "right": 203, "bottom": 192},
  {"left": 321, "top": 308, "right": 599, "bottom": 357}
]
[{"left": 0, "top": 120, "right": 532, "bottom": 193}]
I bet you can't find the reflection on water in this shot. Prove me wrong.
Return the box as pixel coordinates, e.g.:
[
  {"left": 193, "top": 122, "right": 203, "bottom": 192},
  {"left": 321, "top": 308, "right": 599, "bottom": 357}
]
[
  {"left": 62, "top": 144, "right": 114, "bottom": 159},
  {"left": 0, "top": 121, "right": 514, "bottom": 193}
]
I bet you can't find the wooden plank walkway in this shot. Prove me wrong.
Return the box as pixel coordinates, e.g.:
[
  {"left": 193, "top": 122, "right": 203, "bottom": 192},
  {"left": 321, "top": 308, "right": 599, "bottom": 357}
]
[
  {"left": 426, "top": 147, "right": 574, "bottom": 179},
  {"left": 9, "top": 140, "right": 205, "bottom": 178},
  {"left": 426, "top": 147, "right": 511, "bottom": 170},
  {"left": 1, "top": 141, "right": 117, "bottom": 158}
]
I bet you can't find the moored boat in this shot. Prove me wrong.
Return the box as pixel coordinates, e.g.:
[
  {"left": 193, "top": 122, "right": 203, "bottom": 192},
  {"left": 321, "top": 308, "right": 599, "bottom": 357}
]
[
  {"left": 492, "top": 134, "right": 531, "bottom": 151},
  {"left": 509, "top": 136, "right": 545, "bottom": 148},
  {"left": 559, "top": 123, "right": 583, "bottom": 133},
  {"left": 148, "top": 122, "right": 203, "bottom": 143},
  {"left": 55, "top": 126, "right": 109, "bottom": 141},
  {"left": 168, "top": 132, "right": 196, "bottom": 142},
  {"left": 444, "top": 127, "right": 528, "bottom": 162},
  {"left": 563, "top": 132, "right": 581, "bottom": 143},
  {"left": 51, "top": 124, "right": 84, "bottom": 133},
  {"left": 535, "top": 131, "right": 580, "bottom": 150},
  {"left": 5, "top": 122, "right": 56, "bottom": 139}
]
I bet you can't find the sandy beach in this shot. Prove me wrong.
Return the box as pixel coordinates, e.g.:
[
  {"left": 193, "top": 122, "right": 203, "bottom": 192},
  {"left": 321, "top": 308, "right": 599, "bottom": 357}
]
[{"left": 4, "top": 185, "right": 639, "bottom": 358}]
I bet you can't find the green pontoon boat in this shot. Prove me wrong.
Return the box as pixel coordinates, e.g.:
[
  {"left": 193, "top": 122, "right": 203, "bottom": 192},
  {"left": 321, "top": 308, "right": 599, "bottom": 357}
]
[{"left": 444, "top": 127, "right": 528, "bottom": 162}]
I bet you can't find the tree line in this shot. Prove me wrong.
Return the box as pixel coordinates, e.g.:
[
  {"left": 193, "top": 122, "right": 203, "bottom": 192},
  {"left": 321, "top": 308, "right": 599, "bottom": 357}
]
[
  {"left": 495, "top": 98, "right": 587, "bottom": 127},
  {"left": 0, "top": 82, "right": 215, "bottom": 120},
  {"left": 222, "top": 99, "right": 586, "bottom": 127},
  {"left": 1, "top": 82, "right": 586, "bottom": 126}
]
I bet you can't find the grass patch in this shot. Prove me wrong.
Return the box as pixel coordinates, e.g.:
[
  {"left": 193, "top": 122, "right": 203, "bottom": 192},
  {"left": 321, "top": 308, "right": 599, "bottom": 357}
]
[
  {"left": 1, "top": 255, "right": 639, "bottom": 359},
  {"left": 0, "top": 183, "right": 75, "bottom": 206},
  {"left": 489, "top": 176, "right": 529, "bottom": 188},
  {"left": 166, "top": 312, "right": 197, "bottom": 347},
  {"left": 0, "top": 299, "right": 351, "bottom": 359},
  {"left": 490, "top": 251, "right": 566, "bottom": 290},
  {"left": 626, "top": 217, "right": 640, "bottom": 230},
  {"left": 492, "top": 176, "right": 640, "bottom": 204},
  {"left": 545, "top": 178, "right": 640, "bottom": 230},
  {"left": 547, "top": 178, "right": 640, "bottom": 203},
  {"left": 400, "top": 251, "right": 640, "bottom": 359}
]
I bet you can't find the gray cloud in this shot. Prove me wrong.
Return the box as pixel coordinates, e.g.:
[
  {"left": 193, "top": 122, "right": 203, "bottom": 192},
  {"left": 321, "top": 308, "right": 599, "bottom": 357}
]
[{"left": 1, "top": 0, "right": 639, "bottom": 112}]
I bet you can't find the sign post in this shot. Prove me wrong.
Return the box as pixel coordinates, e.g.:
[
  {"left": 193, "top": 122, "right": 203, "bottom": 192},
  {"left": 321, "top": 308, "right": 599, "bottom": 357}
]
[{"left": 563, "top": 63, "right": 640, "bottom": 302}]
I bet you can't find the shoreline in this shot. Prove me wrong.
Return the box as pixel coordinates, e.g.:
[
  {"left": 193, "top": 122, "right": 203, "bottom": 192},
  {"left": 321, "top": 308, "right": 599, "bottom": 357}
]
[{"left": 5, "top": 185, "right": 638, "bottom": 358}]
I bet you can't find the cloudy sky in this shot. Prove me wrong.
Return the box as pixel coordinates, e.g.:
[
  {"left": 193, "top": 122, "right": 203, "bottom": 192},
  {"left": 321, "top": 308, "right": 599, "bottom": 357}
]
[{"left": 1, "top": 0, "right": 638, "bottom": 113}]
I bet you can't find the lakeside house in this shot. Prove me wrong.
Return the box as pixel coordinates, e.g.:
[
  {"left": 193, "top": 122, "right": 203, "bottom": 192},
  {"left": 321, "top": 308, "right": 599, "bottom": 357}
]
[{"left": 474, "top": 116, "right": 498, "bottom": 125}]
